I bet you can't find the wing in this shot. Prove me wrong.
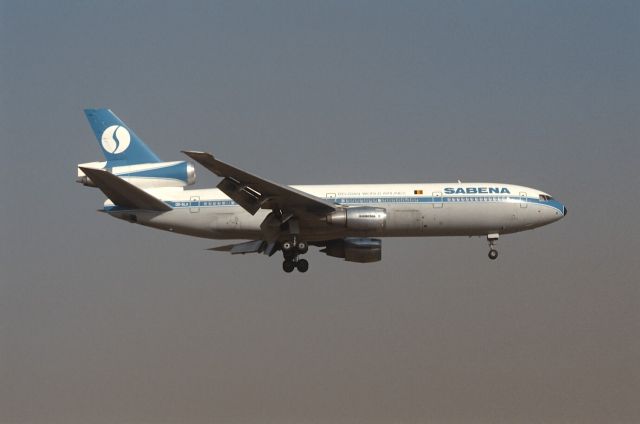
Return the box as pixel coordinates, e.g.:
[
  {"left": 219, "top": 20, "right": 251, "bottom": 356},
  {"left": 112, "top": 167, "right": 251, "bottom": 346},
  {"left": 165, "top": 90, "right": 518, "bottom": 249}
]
[
  {"left": 182, "top": 151, "right": 336, "bottom": 216},
  {"left": 209, "top": 240, "right": 266, "bottom": 254},
  {"left": 209, "top": 240, "right": 279, "bottom": 256}
]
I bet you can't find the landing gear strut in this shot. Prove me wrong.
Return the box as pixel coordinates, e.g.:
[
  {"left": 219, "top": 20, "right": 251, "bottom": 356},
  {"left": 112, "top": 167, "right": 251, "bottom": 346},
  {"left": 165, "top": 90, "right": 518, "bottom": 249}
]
[
  {"left": 487, "top": 233, "right": 499, "bottom": 260},
  {"left": 281, "top": 237, "right": 310, "bottom": 273}
]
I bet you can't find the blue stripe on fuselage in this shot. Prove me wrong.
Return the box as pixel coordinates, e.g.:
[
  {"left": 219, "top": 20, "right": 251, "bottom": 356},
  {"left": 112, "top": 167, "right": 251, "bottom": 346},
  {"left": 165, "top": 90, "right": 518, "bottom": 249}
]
[{"left": 103, "top": 195, "right": 564, "bottom": 214}]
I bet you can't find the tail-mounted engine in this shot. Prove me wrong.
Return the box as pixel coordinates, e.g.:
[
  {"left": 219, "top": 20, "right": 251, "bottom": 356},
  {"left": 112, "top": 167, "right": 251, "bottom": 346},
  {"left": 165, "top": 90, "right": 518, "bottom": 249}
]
[{"left": 325, "top": 206, "right": 387, "bottom": 230}]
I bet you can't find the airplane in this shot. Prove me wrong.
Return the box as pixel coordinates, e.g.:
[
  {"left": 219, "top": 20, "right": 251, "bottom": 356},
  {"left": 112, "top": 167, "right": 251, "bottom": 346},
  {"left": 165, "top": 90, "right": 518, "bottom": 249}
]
[{"left": 78, "top": 109, "right": 567, "bottom": 273}]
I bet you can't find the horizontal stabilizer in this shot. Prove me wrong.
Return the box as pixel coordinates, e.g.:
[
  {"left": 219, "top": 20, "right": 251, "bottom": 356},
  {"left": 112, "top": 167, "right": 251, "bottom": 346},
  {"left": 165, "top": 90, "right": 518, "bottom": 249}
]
[
  {"left": 209, "top": 240, "right": 266, "bottom": 255},
  {"left": 79, "top": 167, "right": 172, "bottom": 212}
]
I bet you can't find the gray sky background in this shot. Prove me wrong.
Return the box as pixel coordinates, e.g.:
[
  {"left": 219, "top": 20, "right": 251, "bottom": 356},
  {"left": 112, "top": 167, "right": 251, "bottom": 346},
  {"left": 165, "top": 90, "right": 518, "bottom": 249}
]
[{"left": 1, "top": 1, "right": 638, "bottom": 423}]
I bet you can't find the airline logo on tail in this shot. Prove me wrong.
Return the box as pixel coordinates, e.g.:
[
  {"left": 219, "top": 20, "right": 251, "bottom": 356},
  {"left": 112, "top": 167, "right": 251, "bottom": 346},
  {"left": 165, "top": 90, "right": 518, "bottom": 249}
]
[{"left": 101, "top": 125, "right": 131, "bottom": 154}]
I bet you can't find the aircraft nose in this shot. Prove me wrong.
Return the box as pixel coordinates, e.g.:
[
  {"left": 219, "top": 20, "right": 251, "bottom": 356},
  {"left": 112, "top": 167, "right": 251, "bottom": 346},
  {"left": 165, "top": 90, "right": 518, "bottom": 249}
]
[{"left": 563, "top": 205, "right": 568, "bottom": 217}]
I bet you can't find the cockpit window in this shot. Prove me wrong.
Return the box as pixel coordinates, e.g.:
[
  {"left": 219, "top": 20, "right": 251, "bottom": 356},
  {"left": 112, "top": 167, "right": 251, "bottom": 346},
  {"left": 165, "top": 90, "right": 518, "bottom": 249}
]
[{"left": 539, "top": 194, "right": 553, "bottom": 201}]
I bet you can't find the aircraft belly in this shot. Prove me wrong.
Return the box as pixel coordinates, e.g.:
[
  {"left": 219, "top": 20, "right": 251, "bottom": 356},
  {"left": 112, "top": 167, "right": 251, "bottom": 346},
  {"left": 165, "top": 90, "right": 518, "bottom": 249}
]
[
  {"left": 382, "top": 202, "right": 521, "bottom": 237},
  {"left": 138, "top": 207, "right": 264, "bottom": 239},
  {"left": 209, "top": 208, "right": 266, "bottom": 239}
]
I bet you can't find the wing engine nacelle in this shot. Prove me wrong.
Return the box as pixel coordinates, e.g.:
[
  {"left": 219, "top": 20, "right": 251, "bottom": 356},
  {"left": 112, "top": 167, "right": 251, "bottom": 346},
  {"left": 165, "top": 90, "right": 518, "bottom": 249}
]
[
  {"left": 77, "top": 160, "right": 196, "bottom": 189},
  {"left": 325, "top": 207, "right": 387, "bottom": 230},
  {"left": 321, "top": 237, "right": 382, "bottom": 263}
]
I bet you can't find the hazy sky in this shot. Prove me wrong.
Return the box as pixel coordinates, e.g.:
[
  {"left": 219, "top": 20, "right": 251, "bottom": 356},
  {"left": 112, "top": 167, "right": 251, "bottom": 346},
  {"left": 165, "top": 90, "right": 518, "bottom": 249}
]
[{"left": 1, "top": 1, "right": 639, "bottom": 423}]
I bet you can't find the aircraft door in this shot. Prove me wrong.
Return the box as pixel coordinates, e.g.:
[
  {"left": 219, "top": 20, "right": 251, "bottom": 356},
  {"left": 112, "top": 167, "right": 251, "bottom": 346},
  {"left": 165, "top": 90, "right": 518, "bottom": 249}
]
[
  {"left": 520, "top": 192, "right": 527, "bottom": 208},
  {"left": 190, "top": 196, "right": 200, "bottom": 213},
  {"left": 433, "top": 192, "right": 443, "bottom": 208}
]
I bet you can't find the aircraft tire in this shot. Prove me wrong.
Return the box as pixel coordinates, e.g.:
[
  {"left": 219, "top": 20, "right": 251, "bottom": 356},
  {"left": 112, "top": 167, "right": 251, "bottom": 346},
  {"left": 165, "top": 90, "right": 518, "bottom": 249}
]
[
  {"left": 283, "top": 260, "right": 296, "bottom": 273},
  {"left": 488, "top": 249, "right": 498, "bottom": 260},
  {"left": 296, "top": 259, "right": 309, "bottom": 273}
]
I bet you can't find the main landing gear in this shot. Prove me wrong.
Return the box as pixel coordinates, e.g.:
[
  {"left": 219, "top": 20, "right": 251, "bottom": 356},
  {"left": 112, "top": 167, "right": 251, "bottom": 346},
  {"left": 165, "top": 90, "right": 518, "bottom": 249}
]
[
  {"left": 487, "top": 233, "right": 499, "bottom": 260},
  {"left": 282, "top": 258, "right": 309, "bottom": 273},
  {"left": 281, "top": 238, "right": 309, "bottom": 273}
]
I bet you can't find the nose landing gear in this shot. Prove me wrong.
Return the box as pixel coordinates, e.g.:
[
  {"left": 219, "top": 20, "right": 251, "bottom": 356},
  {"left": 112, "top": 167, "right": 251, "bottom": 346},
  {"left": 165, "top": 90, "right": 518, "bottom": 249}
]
[{"left": 487, "top": 233, "right": 499, "bottom": 260}]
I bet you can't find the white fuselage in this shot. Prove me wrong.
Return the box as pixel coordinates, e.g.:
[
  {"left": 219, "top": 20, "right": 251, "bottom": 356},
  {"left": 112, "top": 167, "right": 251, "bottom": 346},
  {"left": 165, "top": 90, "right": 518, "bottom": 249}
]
[{"left": 104, "top": 182, "right": 565, "bottom": 241}]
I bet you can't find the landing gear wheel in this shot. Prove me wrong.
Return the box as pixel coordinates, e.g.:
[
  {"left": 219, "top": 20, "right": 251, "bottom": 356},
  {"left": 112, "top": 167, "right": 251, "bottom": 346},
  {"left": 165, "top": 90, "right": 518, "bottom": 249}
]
[
  {"left": 296, "top": 259, "right": 309, "bottom": 273},
  {"left": 488, "top": 249, "right": 498, "bottom": 260},
  {"left": 282, "top": 241, "right": 293, "bottom": 252},
  {"left": 282, "top": 260, "right": 296, "bottom": 273},
  {"left": 296, "top": 241, "right": 308, "bottom": 254}
]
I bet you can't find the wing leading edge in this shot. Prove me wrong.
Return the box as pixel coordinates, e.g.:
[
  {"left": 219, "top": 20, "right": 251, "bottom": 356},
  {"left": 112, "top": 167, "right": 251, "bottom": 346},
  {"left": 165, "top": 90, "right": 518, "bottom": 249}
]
[{"left": 182, "top": 150, "right": 336, "bottom": 216}]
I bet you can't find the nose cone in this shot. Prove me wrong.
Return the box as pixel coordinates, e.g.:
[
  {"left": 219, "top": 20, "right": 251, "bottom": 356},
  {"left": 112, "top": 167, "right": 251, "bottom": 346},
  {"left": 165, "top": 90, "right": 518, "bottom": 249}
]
[{"left": 546, "top": 199, "right": 566, "bottom": 223}]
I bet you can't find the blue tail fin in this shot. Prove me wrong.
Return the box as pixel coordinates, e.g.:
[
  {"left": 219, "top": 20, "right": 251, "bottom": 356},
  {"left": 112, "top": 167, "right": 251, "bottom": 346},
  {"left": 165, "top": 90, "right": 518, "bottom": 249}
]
[{"left": 84, "top": 109, "right": 161, "bottom": 166}]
